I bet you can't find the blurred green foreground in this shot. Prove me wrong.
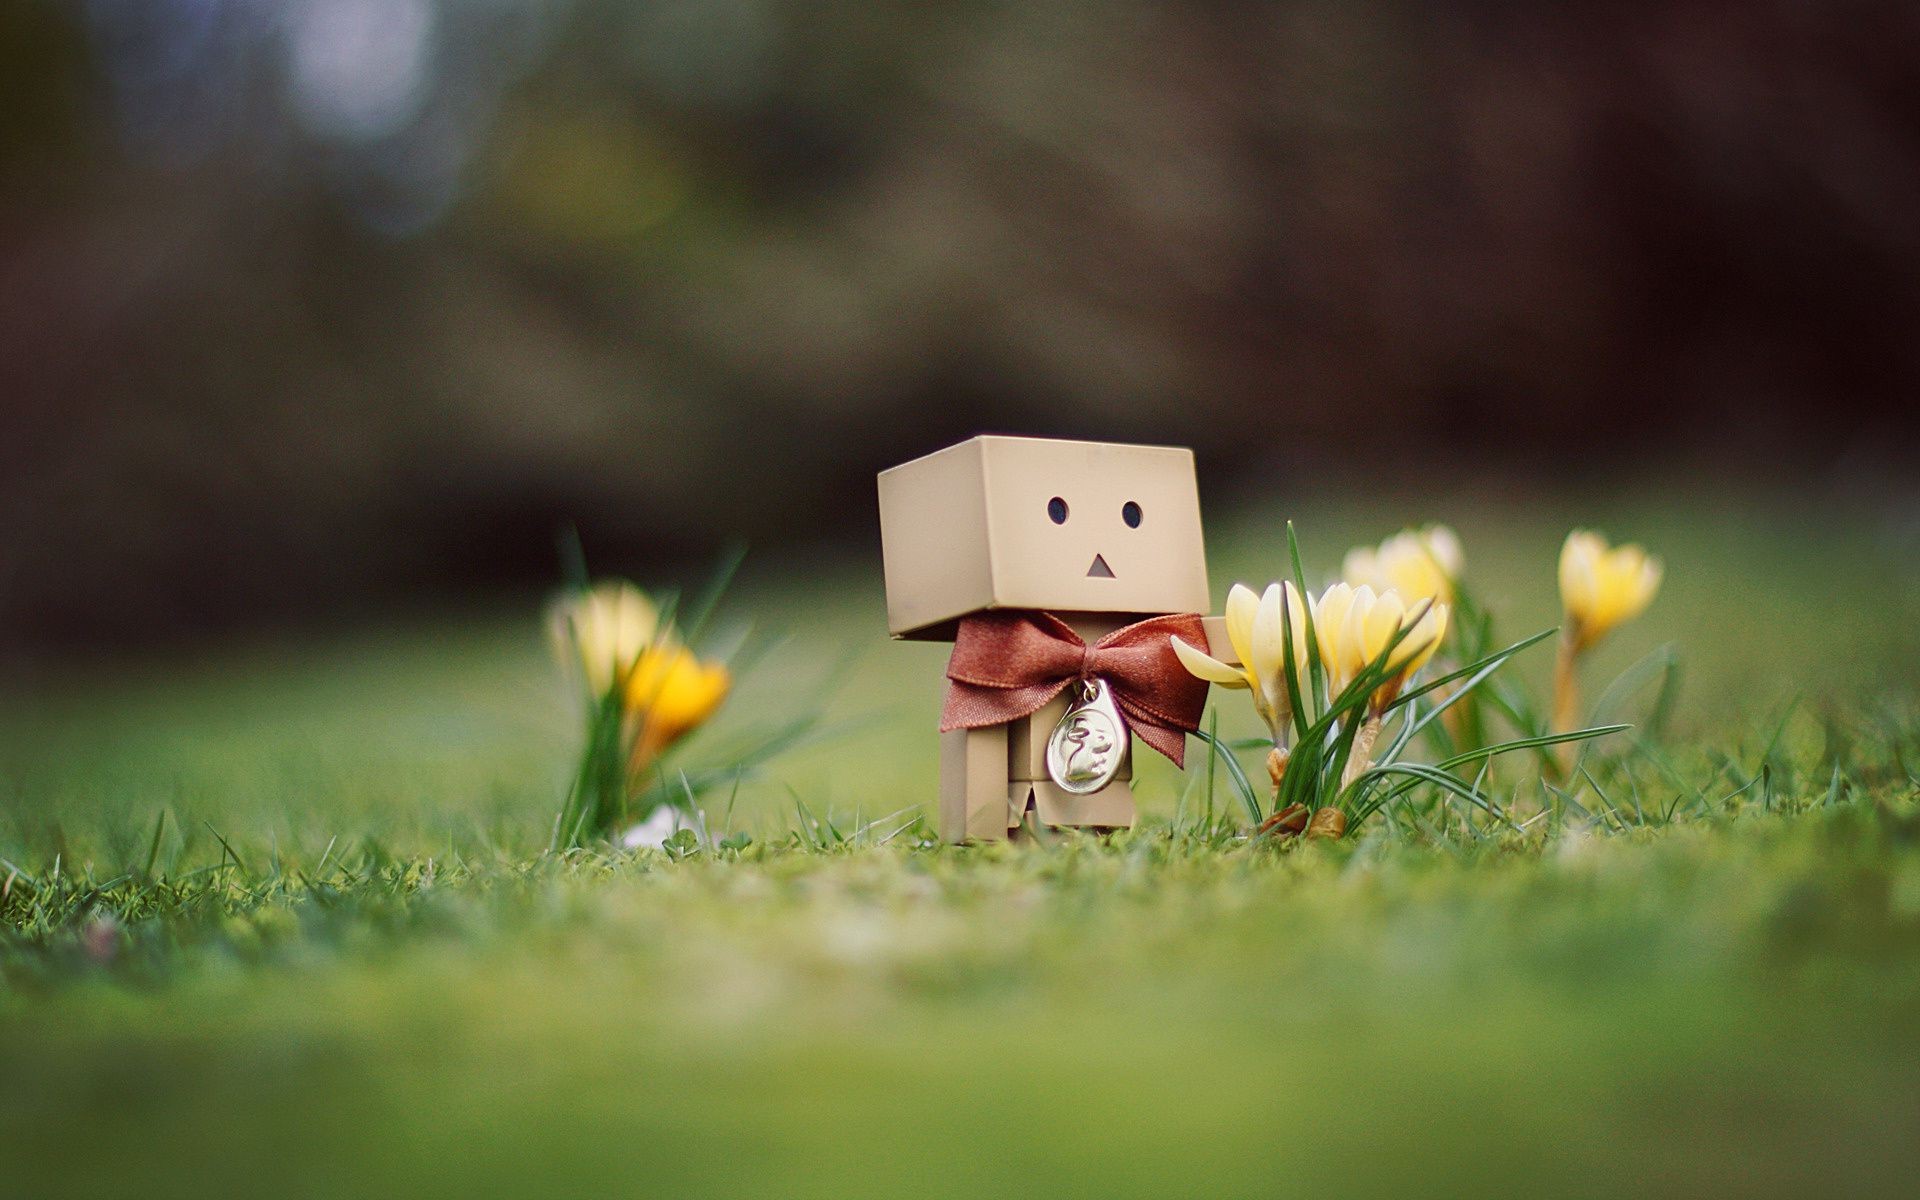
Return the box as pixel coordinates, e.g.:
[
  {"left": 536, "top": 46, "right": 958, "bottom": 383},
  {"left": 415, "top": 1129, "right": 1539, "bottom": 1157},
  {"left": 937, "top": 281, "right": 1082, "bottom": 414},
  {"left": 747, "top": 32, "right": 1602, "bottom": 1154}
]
[{"left": 2, "top": 494, "right": 1918, "bottom": 1197}]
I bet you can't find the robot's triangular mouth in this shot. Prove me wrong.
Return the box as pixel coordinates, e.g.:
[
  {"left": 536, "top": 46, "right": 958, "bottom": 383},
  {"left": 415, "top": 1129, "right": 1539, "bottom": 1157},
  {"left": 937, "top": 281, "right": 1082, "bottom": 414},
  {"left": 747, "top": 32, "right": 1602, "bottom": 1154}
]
[{"left": 1086, "top": 554, "right": 1115, "bottom": 578}]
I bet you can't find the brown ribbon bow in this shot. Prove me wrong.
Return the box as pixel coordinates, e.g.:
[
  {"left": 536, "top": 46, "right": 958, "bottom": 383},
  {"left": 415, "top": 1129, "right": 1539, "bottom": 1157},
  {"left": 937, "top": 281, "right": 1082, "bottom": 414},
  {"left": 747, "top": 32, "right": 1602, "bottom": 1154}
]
[{"left": 940, "top": 611, "right": 1211, "bottom": 768}]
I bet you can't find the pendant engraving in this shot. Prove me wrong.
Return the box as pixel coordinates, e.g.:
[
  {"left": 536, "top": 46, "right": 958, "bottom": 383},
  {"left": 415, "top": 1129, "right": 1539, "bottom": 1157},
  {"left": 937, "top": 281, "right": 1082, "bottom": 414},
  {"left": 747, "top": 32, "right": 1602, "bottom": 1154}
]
[{"left": 1045, "top": 678, "right": 1129, "bottom": 794}]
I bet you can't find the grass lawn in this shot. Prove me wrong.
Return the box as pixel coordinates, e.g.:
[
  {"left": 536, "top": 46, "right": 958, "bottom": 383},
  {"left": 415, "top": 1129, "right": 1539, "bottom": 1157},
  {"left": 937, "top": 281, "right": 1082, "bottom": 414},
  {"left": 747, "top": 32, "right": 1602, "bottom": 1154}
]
[{"left": 3, "top": 491, "right": 1918, "bottom": 1197}]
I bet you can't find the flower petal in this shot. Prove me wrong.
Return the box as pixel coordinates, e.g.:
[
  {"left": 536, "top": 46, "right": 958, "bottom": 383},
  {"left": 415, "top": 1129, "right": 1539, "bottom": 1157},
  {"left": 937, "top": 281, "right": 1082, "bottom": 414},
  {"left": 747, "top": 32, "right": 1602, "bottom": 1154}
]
[
  {"left": 1282, "top": 582, "right": 1312, "bottom": 677},
  {"left": 1364, "top": 589, "right": 1405, "bottom": 668},
  {"left": 1423, "top": 525, "right": 1465, "bottom": 580},
  {"left": 1559, "top": 531, "right": 1600, "bottom": 624},
  {"left": 1340, "top": 547, "right": 1379, "bottom": 590},
  {"left": 1224, "top": 583, "right": 1259, "bottom": 675},
  {"left": 1249, "top": 584, "right": 1287, "bottom": 686},
  {"left": 1401, "top": 600, "right": 1448, "bottom": 675},
  {"left": 1312, "top": 582, "right": 1356, "bottom": 683},
  {"left": 1172, "top": 636, "right": 1249, "bottom": 687},
  {"left": 551, "top": 580, "right": 662, "bottom": 697}
]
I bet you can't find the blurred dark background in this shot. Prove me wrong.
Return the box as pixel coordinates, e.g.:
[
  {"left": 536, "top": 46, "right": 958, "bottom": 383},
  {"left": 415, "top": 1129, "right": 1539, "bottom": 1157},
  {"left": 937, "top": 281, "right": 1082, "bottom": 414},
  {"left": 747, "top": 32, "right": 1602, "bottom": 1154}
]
[{"left": 4, "top": 0, "right": 1918, "bottom": 651}]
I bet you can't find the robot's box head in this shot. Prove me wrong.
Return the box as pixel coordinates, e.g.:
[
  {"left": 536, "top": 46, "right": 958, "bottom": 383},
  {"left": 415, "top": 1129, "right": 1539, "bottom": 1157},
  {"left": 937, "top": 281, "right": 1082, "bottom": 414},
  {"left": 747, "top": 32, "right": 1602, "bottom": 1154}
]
[{"left": 877, "top": 435, "right": 1212, "bottom": 640}]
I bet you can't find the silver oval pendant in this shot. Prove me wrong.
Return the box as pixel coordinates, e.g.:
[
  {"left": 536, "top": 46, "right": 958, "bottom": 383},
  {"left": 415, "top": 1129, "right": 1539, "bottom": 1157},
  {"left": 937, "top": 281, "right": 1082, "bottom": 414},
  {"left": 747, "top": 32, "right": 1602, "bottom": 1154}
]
[{"left": 1045, "top": 678, "right": 1129, "bottom": 794}]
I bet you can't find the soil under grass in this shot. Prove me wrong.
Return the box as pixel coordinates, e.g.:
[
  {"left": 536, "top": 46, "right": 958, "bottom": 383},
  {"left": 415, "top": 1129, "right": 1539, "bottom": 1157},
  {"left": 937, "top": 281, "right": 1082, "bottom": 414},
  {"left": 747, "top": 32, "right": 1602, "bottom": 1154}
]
[{"left": 3, "top": 494, "right": 1917, "bottom": 1197}]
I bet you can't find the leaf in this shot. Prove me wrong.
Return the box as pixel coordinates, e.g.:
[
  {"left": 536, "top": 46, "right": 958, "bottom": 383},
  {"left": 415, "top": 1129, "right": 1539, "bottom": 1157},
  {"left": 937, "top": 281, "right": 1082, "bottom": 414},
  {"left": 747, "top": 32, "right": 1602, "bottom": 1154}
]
[
  {"left": 556, "top": 522, "right": 591, "bottom": 593},
  {"left": 1486, "top": 677, "right": 1545, "bottom": 736},
  {"left": 1192, "top": 727, "right": 1263, "bottom": 824},
  {"left": 679, "top": 540, "right": 749, "bottom": 649},
  {"left": 203, "top": 822, "right": 251, "bottom": 876},
  {"left": 1205, "top": 709, "right": 1220, "bottom": 828},
  {"left": 1392, "top": 628, "right": 1556, "bottom": 711},
  {"left": 1351, "top": 725, "right": 1629, "bottom": 828},
  {"left": 1286, "top": 522, "right": 1327, "bottom": 712},
  {"left": 1433, "top": 725, "right": 1631, "bottom": 772},
  {"left": 1279, "top": 597, "right": 1312, "bottom": 741},
  {"left": 1588, "top": 643, "right": 1683, "bottom": 728},
  {"left": 1395, "top": 642, "right": 1559, "bottom": 749},
  {"left": 1347, "top": 762, "right": 1511, "bottom": 825},
  {"left": 142, "top": 809, "right": 168, "bottom": 878}
]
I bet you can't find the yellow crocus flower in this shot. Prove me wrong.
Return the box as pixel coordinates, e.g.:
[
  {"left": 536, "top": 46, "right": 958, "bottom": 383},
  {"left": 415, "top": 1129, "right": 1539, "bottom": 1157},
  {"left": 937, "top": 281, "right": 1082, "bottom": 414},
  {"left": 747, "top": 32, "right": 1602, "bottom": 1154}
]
[
  {"left": 1171, "top": 581, "right": 1310, "bottom": 738},
  {"left": 626, "top": 644, "right": 732, "bottom": 768},
  {"left": 1312, "top": 583, "right": 1449, "bottom": 789},
  {"left": 548, "top": 581, "right": 661, "bottom": 698},
  {"left": 1558, "top": 530, "right": 1662, "bottom": 651},
  {"left": 1312, "top": 583, "right": 1449, "bottom": 711},
  {"left": 1341, "top": 525, "right": 1463, "bottom": 604},
  {"left": 1553, "top": 531, "right": 1662, "bottom": 759}
]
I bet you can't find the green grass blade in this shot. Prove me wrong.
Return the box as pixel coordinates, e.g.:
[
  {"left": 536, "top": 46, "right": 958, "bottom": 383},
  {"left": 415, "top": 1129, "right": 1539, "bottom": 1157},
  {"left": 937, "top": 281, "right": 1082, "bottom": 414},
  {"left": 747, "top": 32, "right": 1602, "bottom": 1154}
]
[
  {"left": 1587, "top": 643, "right": 1683, "bottom": 727},
  {"left": 1279, "top": 593, "right": 1311, "bottom": 740},
  {"left": 1391, "top": 628, "right": 1555, "bottom": 711},
  {"left": 1286, "top": 521, "right": 1327, "bottom": 711},
  {"left": 1348, "top": 762, "right": 1511, "bottom": 826},
  {"left": 1192, "top": 727, "right": 1262, "bottom": 824},
  {"left": 680, "top": 540, "right": 749, "bottom": 649},
  {"left": 142, "top": 809, "right": 168, "bottom": 878},
  {"left": 1204, "top": 709, "right": 1220, "bottom": 830},
  {"left": 1433, "top": 725, "right": 1631, "bottom": 772},
  {"left": 203, "top": 823, "right": 251, "bottom": 876},
  {"left": 556, "top": 522, "right": 591, "bottom": 593}
]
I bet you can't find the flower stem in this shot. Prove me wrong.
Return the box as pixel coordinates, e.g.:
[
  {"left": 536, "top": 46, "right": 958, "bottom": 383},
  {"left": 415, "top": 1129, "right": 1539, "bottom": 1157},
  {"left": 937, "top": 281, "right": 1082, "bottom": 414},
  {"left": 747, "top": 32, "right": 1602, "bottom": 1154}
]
[
  {"left": 1341, "top": 715, "right": 1383, "bottom": 789},
  {"left": 1551, "top": 628, "right": 1582, "bottom": 776}
]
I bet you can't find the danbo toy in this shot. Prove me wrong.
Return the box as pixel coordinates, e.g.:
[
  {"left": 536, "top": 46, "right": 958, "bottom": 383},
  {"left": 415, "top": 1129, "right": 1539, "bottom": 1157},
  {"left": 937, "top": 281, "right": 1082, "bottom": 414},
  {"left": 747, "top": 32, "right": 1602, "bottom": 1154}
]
[{"left": 878, "top": 436, "right": 1233, "bottom": 841}]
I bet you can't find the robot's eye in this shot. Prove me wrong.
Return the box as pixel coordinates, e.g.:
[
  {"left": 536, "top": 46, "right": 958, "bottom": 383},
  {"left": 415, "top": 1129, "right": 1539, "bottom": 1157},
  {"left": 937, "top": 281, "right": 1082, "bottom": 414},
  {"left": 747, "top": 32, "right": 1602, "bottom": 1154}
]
[
  {"left": 1122, "top": 501, "right": 1142, "bottom": 528},
  {"left": 1047, "top": 497, "right": 1069, "bottom": 524}
]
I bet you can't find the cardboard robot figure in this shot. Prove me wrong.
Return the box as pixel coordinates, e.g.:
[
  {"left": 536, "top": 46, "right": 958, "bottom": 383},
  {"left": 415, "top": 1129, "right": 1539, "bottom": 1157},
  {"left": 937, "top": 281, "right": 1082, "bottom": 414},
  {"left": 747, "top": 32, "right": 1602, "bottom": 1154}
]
[{"left": 878, "top": 436, "right": 1234, "bottom": 842}]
